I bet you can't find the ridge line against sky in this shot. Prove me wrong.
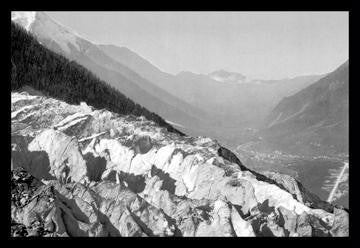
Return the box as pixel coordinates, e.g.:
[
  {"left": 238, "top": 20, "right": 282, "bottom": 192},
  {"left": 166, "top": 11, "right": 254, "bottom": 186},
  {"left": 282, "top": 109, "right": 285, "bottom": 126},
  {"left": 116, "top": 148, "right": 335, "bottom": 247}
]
[{"left": 46, "top": 11, "right": 349, "bottom": 80}]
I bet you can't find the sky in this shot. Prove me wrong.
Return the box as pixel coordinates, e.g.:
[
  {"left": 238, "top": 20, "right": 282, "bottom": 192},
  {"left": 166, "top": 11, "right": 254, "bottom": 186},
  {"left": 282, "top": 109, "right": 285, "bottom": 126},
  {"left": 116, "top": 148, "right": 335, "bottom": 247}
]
[{"left": 46, "top": 11, "right": 348, "bottom": 80}]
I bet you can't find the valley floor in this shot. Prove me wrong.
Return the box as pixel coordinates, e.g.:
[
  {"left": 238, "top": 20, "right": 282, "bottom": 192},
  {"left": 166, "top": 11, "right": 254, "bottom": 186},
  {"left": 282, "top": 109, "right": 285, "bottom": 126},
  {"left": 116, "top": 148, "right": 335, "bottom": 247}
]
[{"left": 234, "top": 146, "right": 349, "bottom": 208}]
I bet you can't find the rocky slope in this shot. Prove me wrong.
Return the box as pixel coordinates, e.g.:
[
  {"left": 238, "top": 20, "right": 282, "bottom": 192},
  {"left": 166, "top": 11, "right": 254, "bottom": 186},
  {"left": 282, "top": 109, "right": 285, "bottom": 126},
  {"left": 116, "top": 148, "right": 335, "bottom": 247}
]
[{"left": 11, "top": 91, "right": 348, "bottom": 237}]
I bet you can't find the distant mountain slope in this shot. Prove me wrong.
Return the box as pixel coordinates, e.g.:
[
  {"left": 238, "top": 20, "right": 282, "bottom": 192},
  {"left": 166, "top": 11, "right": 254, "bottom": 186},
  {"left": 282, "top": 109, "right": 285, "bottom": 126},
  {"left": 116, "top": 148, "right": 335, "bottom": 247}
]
[
  {"left": 11, "top": 11, "right": 206, "bottom": 130},
  {"left": 98, "top": 44, "right": 170, "bottom": 85},
  {"left": 262, "top": 61, "right": 349, "bottom": 156},
  {"left": 99, "top": 44, "right": 322, "bottom": 130},
  {"left": 11, "top": 21, "right": 183, "bottom": 136},
  {"left": 173, "top": 71, "right": 323, "bottom": 130}
]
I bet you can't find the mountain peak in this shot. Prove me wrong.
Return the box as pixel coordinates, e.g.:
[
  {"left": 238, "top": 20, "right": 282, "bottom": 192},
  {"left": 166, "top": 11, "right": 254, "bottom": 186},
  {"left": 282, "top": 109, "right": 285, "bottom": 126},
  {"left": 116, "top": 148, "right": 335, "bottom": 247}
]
[
  {"left": 11, "top": 11, "right": 37, "bottom": 31},
  {"left": 12, "top": 11, "right": 85, "bottom": 55}
]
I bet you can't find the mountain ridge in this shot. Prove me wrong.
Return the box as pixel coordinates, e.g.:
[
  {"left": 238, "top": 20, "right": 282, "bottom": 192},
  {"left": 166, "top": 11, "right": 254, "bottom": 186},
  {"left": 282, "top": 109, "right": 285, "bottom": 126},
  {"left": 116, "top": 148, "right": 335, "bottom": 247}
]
[
  {"left": 260, "top": 60, "right": 349, "bottom": 156},
  {"left": 11, "top": 11, "right": 208, "bottom": 131},
  {"left": 11, "top": 21, "right": 184, "bottom": 136}
]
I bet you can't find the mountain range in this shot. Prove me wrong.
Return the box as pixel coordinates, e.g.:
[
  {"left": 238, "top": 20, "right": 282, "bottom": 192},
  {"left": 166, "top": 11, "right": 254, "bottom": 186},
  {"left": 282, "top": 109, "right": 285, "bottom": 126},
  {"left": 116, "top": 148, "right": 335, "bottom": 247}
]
[
  {"left": 12, "top": 11, "right": 326, "bottom": 147},
  {"left": 98, "top": 43, "right": 323, "bottom": 130}
]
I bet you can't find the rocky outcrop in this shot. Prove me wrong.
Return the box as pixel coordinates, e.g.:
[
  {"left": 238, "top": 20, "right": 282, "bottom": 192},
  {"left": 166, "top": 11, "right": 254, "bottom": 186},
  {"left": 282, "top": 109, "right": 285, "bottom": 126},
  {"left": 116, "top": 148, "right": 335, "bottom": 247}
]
[
  {"left": 11, "top": 91, "right": 349, "bottom": 237},
  {"left": 11, "top": 167, "right": 176, "bottom": 237},
  {"left": 29, "top": 129, "right": 89, "bottom": 183},
  {"left": 261, "top": 171, "right": 334, "bottom": 212}
]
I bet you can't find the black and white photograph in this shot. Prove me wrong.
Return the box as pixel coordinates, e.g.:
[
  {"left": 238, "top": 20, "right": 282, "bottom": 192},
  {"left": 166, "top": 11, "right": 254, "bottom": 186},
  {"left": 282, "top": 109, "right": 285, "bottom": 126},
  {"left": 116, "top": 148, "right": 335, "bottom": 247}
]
[{"left": 10, "top": 11, "right": 349, "bottom": 237}]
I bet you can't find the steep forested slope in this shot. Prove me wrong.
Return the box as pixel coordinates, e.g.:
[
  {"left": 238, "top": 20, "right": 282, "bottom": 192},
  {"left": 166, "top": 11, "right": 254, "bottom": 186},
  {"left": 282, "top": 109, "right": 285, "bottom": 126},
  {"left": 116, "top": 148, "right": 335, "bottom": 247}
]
[
  {"left": 11, "top": 22, "right": 184, "bottom": 136},
  {"left": 11, "top": 12, "right": 207, "bottom": 130}
]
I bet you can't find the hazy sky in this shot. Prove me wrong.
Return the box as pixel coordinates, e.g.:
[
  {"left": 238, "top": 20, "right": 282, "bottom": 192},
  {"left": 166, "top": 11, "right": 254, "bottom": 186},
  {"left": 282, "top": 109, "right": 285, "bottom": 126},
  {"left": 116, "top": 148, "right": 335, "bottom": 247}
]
[{"left": 46, "top": 11, "right": 348, "bottom": 80}]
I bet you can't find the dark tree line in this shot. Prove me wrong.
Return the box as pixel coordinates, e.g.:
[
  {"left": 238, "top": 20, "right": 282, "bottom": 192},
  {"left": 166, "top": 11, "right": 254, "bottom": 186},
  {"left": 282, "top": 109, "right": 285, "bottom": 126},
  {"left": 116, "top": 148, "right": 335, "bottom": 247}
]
[{"left": 11, "top": 22, "right": 184, "bottom": 136}]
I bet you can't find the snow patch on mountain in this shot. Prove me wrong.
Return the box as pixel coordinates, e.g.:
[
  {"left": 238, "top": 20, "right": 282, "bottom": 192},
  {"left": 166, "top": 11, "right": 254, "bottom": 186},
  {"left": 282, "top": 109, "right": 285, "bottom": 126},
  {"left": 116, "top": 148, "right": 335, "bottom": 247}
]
[
  {"left": 11, "top": 11, "right": 36, "bottom": 31},
  {"left": 12, "top": 11, "right": 84, "bottom": 55},
  {"left": 208, "top": 70, "right": 250, "bottom": 84}
]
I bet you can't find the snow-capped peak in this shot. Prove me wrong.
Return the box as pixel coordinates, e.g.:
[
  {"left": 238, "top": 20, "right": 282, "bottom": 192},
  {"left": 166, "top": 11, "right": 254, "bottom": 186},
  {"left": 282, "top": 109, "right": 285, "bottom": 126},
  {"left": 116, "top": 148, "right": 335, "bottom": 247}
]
[
  {"left": 11, "top": 11, "right": 84, "bottom": 55},
  {"left": 11, "top": 11, "right": 36, "bottom": 31},
  {"left": 208, "top": 70, "right": 249, "bottom": 84}
]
